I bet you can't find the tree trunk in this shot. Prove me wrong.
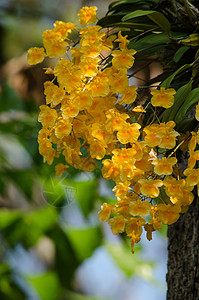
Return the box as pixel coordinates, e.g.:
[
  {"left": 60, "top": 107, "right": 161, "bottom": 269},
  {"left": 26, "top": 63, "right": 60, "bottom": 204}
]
[{"left": 167, "top": 190, "right": 199, "bottom": 299}]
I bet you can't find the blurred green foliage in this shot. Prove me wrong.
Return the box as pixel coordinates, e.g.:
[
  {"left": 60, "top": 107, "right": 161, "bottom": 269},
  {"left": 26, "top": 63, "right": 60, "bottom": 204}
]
[
  {"left": 0, "top": 81, "right": 158, "bottom": 299},
  {"left": 0, "top": 1, "right": 172, "bottom": 299}
]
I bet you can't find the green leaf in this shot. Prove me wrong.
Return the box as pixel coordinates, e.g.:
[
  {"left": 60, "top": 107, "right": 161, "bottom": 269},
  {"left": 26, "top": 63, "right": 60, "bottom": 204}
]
[
  {"left": 64, "top": 225, "right": 103, "bottom": 261},
  {"left": 0, "top": 210, "right": 21, "bottom": 228},
  {"left": 175, "top": 117, "right": 195, "bottom": 133},
  {"left": 158, "top": 224, "right": 168, "bottom": 237},
  {"left": 0, "top": 210, "right": 29, "bottom": 247},
  {"left": 48, "top": 226, "right": 79, "bottom": 287},
  {"left": 181, "top": 33, "right": 199, "bottom": 47},
  {"left": 162, "top": 81, "right": 192, "bottom": 122},
  {"left": 108, "top": 0, "right": 158, "bottom": 14},
  {"left": 161, "top": 64, "right": 190, "bottom": 88},
  {"left": 97, "top": 15, "right": 125, "bottom": 27},
  {"left": 27, "top": 207, "right": 57, "bottom": 231},
  {"left": 129, "top": 32, "right": 169, "bottom": 53},
  {"left": 0, "top": 81, "right": 24, "bottom": 112},
  {"left": 98, "top": 196, "right": 117, "bottom": 205},
  {"left": 106, "top": 243, "right": 136, "bottom": 276},
  {"left": 0, "top": 220, "right": 26, "bottom": 247},
  {"left": 0, "top": 208, "right": 57, "bottom": 247},
  {"left": 173, "top": 46, "right": 189, "bottom": 63},
  {"left": 0, "top": 264, "right": 26, "bottom": 300},
  {"left": 106, "top": 243, "right": 154, "bottom": 280},
  {"left": 26, "top": 272, "right": 61, "bottom": 300},
  {"left": 74, "top": 180, "right": 98, "bottom": 217},
  {"left": 5, "top": 169, "right": 34, "bottom": 200},
  {"left": 102, "top": 22, "right": 155, "bottom": 31},
  {"left": 25, "top": 206, "right": 58, "bottom": 227},
  {"left": 67, "top": 291, "right": 108, "bottom": 300},
  {"left": 21, "top": 207, "right": 58, "bottom": 247},
  {"left": 122, "top": 10, "right": 171, "bottom": 36},
  {"left": 42, "top": 177, "right": 70, "bottom": 208},
  {"left": 174, "top": 88, "right": 199, "bottom": 123}
]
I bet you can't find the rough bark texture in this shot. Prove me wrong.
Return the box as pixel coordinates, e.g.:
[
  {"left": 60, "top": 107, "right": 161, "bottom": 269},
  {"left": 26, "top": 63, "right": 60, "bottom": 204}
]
[{"left": 167, "top": 191, "right": 199, "bottom": 299}]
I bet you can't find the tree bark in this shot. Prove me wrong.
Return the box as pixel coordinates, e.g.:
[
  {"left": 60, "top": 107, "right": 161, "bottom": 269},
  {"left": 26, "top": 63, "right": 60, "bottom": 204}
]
[{"left": 167, "top": 191, "right": 199, "bottom": 299}]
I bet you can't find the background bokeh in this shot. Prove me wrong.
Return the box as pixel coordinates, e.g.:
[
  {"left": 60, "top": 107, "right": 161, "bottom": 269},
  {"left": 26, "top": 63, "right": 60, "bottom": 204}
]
[{"left": 0, "top": 1, "right": 167, "bottom": 299}]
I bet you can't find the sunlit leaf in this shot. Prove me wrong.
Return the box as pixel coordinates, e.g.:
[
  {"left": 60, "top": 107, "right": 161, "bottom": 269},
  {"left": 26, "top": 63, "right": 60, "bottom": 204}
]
[
  {"left": 181, "top": 33, "right": 199, "bottom": 47},
  {"left": 106, "top": 243, "right": 154, "bottom": 279},
  {"left": 41, "top": 176, "right": 70, "bottom": 208},
  {"left": 0, "top": 263, "right": 26, "bottom": 300},
  {"left": 73, "top": 180, "right": 98, "bottom": 217},
  {"left": 26, "top": 272, "right": 61, "bottom": 300},
  {"left": 64, "top": 225, "right": 103, "bottom": 261},
  {"left": 98, "top": 196, "right": 117, "bottom": 205},
  {"left": 67, "top": 290, "right": 107, "bottom": 300},
  {"left": 21, "top": 208, "right": 57, "bottom": 247},
  {"left": 0, "top": 210, "right": 21, "bottom": 228},
  {"left": 28, "top": 207, "right": 57, "bottom": 230},
  {"left": 0, "top": 208, "right": 57, "bottom": 247},
  {"left": 158, "top": 224, "right": 167, "bottom": 237}
]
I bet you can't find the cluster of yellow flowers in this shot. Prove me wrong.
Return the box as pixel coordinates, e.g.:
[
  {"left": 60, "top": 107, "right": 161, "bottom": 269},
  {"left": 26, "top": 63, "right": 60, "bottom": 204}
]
[{"left": 28, "top": 6, "right": 199, "bottom": 253}]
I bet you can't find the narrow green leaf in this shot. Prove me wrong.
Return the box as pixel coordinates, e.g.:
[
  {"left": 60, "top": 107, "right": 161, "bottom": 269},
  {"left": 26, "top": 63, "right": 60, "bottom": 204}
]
[
  {"left": 161, "top": 64, "right": 190, "bottom": 88},
  {"left": 42, "top": 177, "right": 69, "bottom": 208},
  {"left": 108, "top": 0, "right": 157, "bottom": 12},
  {"left": 106, "top": 243, "right": 137, "bottom": 277},
  {"left": 174, "top": 88, "right": 199, "bottom": 123},
  {"left": 6, "top": 169, "right": 34, "bottom": 200},
  {"left": 175, "top": 118, "right": 195, "bottom": 133},
  {"left": 148, "top": 12, "right": 171, "bottom": 36},
  {"left": 158, "top": 224, "right": 167, "bottom": 237},
  {"left": 122, "top": 9, "right": 154, "bottom": 19},
  {"left": 103, "top": 22, "right": 155, "bottom": 31},
  {"left": 129, "top": 32, "right": 169, "bottom": 52},
  {"left": 173, "top": 46, "right": 189, "bottom": 63},
  {"left": 64, "top": 225, "right": 103, "bottom": 261},
  {"left": 122, "top": 10, "right": 171, "bottom": 35},
  {"left": 0, "top": 265, "right": 26, "bottom": 300},
  {"left": 0, "top": 208, "right": 57, "bottom": 247},
  {"left": 106, "top": 243, "right": 154, "bottom": 280},
  {"left": 26, "top": 272, "right": 61, "bottom": 300},
  {"left": 97, "top": 15, "right": 124, "bottom": 27},
  {"left": 74, "top": 180, "right": 98, "bottom": 217},
  {"left": 0, "top": 210, "right": 21, "bottom": 228},
  {"left": 0, "top": 81, "right": 24, "bottom": 112},
  {"left": 181, "top": 33, "right": 199, "bottom": 47},
  {"left": 48, "top": 226, "right": 79, "bottom": 287},
  {"left": 98, "top": 196, "right": 117, "bottom": 205},
  {"left": 67, "top": 290, "right": 107, "bottom": 300},
  {"left": 109, "top": 0, "right": 149, "bottom": 9},
  {"left": 162, "top": 81, "right": 192, "bottom": 122},
  {"left": 27, "top": 207, "right": 57, "bottom": 233}
]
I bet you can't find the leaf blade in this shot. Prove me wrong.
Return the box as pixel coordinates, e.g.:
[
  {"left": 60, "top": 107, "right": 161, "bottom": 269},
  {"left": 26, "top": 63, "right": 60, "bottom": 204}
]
[{"left": 122, "top": 10, "right": 171, "bottom": 35}]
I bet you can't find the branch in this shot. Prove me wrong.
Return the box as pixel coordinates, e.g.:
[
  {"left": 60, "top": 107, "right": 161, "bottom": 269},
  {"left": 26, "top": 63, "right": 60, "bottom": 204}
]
[{"left": 179, "top": 0, "right": 199, "bottom": 26}]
